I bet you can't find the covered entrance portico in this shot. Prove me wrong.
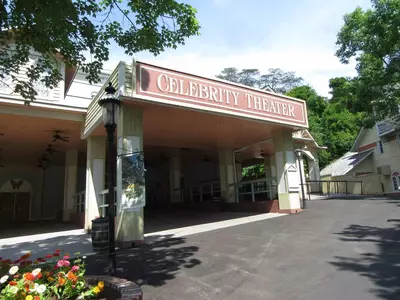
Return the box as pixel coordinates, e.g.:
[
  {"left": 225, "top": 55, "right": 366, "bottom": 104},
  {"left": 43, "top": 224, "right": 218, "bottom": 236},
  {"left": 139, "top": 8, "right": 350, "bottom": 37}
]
[{"left": 81, "top": 60, "right": 312, "bottom": 248}]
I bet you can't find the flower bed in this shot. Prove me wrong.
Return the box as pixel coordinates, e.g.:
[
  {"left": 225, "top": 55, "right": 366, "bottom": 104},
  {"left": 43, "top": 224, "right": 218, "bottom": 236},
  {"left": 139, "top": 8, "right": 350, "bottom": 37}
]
[{"left": 0, "top": 250, "right": 106, "bottom": 299}]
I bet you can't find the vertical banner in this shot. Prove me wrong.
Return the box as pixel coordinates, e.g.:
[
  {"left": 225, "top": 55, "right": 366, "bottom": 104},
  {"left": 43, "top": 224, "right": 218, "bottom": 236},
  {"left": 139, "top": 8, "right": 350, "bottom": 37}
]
[{"left": 120, "top": 151, "right": 146, "bottom": 210}]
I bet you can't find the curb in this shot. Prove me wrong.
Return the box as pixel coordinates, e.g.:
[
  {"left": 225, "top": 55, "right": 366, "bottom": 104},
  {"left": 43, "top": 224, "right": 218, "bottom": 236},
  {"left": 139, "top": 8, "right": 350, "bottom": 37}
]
[{"left": 85, "top": 275, "right": 143, "bottom": 300}]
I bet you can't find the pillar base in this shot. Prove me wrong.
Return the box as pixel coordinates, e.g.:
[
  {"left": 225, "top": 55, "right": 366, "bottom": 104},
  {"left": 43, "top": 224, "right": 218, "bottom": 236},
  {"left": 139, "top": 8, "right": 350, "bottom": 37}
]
[{"left": 278, "top": 208, "right": 303, "bottom": 214}]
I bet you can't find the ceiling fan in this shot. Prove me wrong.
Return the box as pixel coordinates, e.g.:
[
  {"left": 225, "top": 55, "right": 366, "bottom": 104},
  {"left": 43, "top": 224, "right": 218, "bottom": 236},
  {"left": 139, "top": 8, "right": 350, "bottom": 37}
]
[
  {"left": 52, "top": 130, "right": 70, "bottom": 143},
  {"left": 255, "top": 150, "right": 266, "bottom": 159},
  {"left": 46, "top": 144, "right": 60, "bottom": 155}
]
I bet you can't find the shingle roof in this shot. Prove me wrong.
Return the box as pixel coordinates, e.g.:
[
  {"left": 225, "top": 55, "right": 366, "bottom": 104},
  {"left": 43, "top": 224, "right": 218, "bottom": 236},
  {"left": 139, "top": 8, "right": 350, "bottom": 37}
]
[{"left": 320, "top": 150, "right": 374, "bottom": 177}]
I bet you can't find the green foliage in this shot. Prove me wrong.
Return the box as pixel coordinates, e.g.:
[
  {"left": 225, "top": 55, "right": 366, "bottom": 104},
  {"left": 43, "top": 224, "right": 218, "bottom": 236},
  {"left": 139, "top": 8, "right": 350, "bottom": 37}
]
[
  {"left": 286, "top": 84, "right": 362, "bottom": 168},
  {"left": 242, "top": 164, "right": 264, "bottom": 180},
  {"left": 336, "top": 0, "right": 400, "bottom": 127},
  {"left": 320, "top": 103, "right": 363, "bottom": 162},
  {"left": 0, "top": 0, "right": 200, "bottom": 102},
  {"left": 216, "top": 67, "right": 304, "bottom": 94}
]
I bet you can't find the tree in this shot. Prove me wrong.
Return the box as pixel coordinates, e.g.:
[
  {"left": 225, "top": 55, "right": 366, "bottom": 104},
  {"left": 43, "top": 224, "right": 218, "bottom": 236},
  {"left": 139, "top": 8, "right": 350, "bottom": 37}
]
[
  {"left": 259, "top": 68, "right": 304, "bottom": 94},
  {"left": 286, "top": 85, "right": 330, "bottom": 167},
  {"left": 216, "top": 68, "right": 260, "bottom": 87},
  {"left": 336, "top": 0, "right": 400, "bottom": 128},
  {"left": 320, "top": 103, "right": 363, "bottom": 161},
  {"left": 216, "top": 67, "right": 304, "bottom": 93},
  {"left": 0, "top": 0, "right": 200, "bottom": 102}
]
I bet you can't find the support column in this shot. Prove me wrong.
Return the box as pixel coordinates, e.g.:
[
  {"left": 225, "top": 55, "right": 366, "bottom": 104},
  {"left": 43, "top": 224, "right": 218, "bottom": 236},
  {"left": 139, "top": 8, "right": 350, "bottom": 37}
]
[
  {"left": 296, "top": 156, "right": 306, "bottom": 200},
  {"left": 308, "top": 152, "right": 321, "bottom": 193},
  {"left": 169, "top": 155, "right": 182, "bottom": 203},
  {"left": 84, "top": 136, "right": 106, "bottom": 231},
  {"left": 116, "top": 105, "right": 145, "bottom": 247},
  {"left": 273, "top": 130, "right": 301, "bottom": 213},
  {"left": 218, "top": 149, "right": 235, "bottom": 203},
  {"left": 63, "top": 150, "right": 78, "bottom": 221}
]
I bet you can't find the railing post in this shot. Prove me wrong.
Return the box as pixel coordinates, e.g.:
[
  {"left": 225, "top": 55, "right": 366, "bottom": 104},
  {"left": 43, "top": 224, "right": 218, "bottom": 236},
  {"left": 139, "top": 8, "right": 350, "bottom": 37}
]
[
  {"left": 328, "top": 181, "right": 330, "bottom": 196},
  {"left": 251, "top": 182, "right": 255, "bottom": 202},
  {"left": 346, "top": 181, "right": 348, "bottom": 195}
]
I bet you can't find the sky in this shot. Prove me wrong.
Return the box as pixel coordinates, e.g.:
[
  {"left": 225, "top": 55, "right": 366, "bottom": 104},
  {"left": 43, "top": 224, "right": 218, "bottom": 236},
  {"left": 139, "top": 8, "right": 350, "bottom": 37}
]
[{"left": 103, "top": 0, "right": 372, "bottom": 97}]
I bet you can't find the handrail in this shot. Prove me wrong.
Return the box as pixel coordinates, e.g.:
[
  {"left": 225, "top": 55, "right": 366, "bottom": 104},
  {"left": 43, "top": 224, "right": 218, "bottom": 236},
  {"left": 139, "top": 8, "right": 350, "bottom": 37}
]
[
  {"left": 232, "top": 177, "right": 277, "bottom": 203},
  {"left": 305, "top": 180, "right": 364, "bottom": 197},
  {"left": 190, "top": 180, "right": 221, "bottom": 202},
  {"left": 99, "top": 187, "right": 117, "bottom": 217}
]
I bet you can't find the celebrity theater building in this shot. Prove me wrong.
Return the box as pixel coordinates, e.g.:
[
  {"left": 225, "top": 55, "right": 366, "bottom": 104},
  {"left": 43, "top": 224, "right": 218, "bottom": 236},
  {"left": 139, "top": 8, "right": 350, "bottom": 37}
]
[{"left": 0, "top": 57, "right": 324, "bottom": 245}]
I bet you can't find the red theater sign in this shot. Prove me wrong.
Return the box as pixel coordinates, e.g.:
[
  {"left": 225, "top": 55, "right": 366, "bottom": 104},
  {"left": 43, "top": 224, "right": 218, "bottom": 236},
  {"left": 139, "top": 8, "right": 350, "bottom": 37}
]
[{"left": 135, "top": 62, "right": 308, "bottom": 127}]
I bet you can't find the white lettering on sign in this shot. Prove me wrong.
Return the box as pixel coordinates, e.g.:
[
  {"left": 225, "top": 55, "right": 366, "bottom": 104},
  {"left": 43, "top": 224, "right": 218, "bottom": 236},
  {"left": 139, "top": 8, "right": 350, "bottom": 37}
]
[
  {"left": 244, "top": 93, "right": 295, "bottom": 117},
  {"left": 155, "top": 73, "right": 296, "bottom": 118}
]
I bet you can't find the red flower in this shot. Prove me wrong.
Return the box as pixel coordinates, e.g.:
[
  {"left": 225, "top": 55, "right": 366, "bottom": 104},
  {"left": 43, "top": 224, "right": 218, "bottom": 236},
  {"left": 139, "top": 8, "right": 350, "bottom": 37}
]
[
  {"left": 37, "top": 258, "right": 46, "bottom": 262},
  {"left": 20, "top": 252, "right": 32, "bottom": 260},
  {"left": 8, "top": 281, "right": 17, "bottom": 286},
  {"left": 34, "top": 297, "right": 40, "bottom": 300},
  {"left": 53, "top": 253, "right": 60, "bottom": 257},
  {"left": 23, "top": 272, "right": 35, "bottom": 281},
  {"left": 37, "top": 272, "right": 42, "bottom": 279},
  {"left": 55, "top": 249, "right": 61, "bottom": 253},
  {"left": 45, "top": 254, "right": 53, "bottom": 259},
  {"left": 2, "top": 259, "right": 12, "bottom": 265}
]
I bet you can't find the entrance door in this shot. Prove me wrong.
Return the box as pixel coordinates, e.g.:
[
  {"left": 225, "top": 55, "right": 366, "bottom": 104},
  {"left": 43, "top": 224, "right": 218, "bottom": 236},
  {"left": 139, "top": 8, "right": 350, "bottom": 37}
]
[
  {"left": 15, "top": 193, "right": 30, "bottom": 221},
  {"left": 0, "top": 179, "right": 32, "bottom": 222},
  {"left": 0, "top": 193, "right": 15, "bottom": 223}
]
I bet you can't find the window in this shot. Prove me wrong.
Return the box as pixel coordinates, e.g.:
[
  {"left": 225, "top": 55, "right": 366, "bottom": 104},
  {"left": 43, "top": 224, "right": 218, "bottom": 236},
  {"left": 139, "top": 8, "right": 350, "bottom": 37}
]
[{"left": 378, "top": 141, "right": 384, "bottom": 154}]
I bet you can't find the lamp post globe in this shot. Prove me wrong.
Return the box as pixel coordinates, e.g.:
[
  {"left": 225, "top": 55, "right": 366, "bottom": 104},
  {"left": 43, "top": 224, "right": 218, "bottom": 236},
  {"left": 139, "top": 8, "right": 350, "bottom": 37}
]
[
  {"left": 294, "top": 148, "right": 307, "bottom": 209},
  {"left": 98, "top": 83, "right": 121, "bottom": 128},
  {"left": 97, "top": 82, "right": 121, "bottom": 275},
  {"left": 294, "top": 148, "right": 302, "bottom": 159}
]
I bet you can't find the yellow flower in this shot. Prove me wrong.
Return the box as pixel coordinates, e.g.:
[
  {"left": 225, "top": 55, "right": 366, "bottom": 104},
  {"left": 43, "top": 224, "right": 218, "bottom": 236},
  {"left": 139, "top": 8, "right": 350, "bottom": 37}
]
[
  {"left": 47, "top": 277, "right": 54, "bottom": 282},
  {"left": 97, "top": 281, "right": 105, "bottom": 289},
  {"left": 93, "top": 286, "right": 101, "bottom": 294},
  {"left": 26, "top": 296, "right": 33, "bottom": 300}
]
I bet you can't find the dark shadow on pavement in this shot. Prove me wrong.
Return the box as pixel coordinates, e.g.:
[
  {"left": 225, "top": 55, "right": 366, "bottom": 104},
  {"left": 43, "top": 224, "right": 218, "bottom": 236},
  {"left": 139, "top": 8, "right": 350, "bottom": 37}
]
[
  {"left": 85, "top": 234, "right": 201, "bottom": 287},
  {"left": 330, "top": 219, "right": 400, "bottom": 300}
]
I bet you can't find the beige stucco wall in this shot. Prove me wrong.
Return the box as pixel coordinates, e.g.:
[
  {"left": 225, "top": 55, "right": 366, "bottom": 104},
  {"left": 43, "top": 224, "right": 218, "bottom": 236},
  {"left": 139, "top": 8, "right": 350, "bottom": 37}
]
[
  {"left": 351, "top": 155, "right": 375, "bottom": 174},
  {"left": 357, "top": 127, "right": 378, "bottom": 148}
]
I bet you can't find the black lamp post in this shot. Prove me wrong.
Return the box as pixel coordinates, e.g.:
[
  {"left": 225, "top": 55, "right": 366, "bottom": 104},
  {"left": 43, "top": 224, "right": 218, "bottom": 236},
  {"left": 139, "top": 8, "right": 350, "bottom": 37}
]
[
  {"left": 294, "top": 148, "right": 307, "bottom": 209},
  {"left": 98, "top": 82, "right": 121, "bottom": 275}
]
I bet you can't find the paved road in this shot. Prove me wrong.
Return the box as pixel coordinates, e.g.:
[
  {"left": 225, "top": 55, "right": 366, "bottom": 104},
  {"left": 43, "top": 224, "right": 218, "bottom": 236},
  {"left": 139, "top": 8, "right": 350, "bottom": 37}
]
[{"left": 87, "top": 198, "right": 400, "bottom": 300}]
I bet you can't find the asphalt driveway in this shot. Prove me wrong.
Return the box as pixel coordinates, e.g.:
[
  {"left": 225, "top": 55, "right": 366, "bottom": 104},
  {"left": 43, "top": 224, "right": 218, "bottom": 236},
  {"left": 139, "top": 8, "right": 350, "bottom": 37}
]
[{"left": 86, "top": 197, "right": 400, "bottom": 300}]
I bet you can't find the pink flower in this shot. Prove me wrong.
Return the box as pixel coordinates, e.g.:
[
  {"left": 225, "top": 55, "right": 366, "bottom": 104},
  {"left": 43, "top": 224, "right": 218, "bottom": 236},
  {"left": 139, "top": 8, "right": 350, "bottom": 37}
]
[
  {"left": 71, "top": 266, "right": 79, "bottom": 272},
  {"left": 72, "top": 285, "right": 76, "bottom": 289},
  {"left": 56, "top": 260, "right": 64, "bottom": 268},
  {"left": 63, "top": 255, "right": 70, "bottom": 260},
  {"left": 56, "top": 260, "right": 70, "bottom": 268}
]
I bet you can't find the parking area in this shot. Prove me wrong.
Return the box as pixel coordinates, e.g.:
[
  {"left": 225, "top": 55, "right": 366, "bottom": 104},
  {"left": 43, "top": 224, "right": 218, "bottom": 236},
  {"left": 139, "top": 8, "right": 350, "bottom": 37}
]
[{"left": 85, "top": 197, "right": 400, "bottom": 300}]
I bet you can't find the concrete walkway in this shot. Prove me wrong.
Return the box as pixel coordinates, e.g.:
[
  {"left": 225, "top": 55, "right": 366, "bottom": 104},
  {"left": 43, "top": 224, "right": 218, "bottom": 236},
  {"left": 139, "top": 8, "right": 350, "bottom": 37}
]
[
  {"left": 85, "top": 197, "right": 400, "bottom": 300},
  {"left": 0, "top": 211, "right": 286, "bottom": 261}
]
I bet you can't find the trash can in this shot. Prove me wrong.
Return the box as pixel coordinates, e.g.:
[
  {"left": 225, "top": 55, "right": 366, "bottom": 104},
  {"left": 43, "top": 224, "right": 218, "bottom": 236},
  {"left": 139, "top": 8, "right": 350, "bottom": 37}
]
[{"left": 91, "top": 217, "right": 108, "bottom": 252}]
